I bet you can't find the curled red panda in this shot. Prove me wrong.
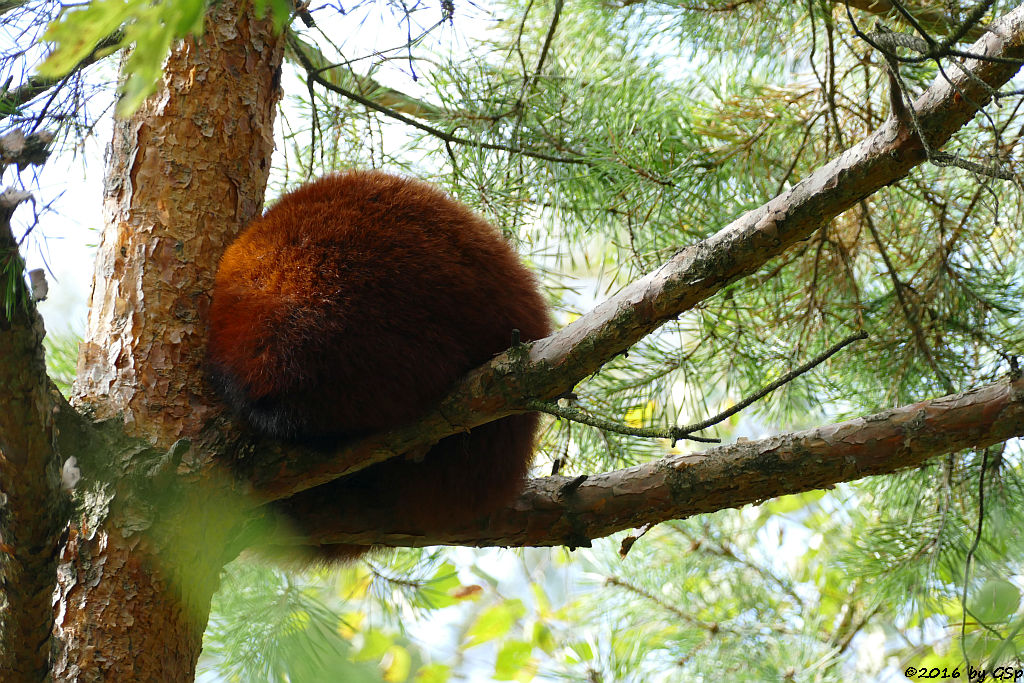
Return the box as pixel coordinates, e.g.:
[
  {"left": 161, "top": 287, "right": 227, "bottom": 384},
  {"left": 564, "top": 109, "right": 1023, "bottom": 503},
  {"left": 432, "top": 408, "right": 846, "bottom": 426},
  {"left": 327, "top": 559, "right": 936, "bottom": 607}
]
[{"left": 206, "top": 170, "right": 551, "bottom": 560}]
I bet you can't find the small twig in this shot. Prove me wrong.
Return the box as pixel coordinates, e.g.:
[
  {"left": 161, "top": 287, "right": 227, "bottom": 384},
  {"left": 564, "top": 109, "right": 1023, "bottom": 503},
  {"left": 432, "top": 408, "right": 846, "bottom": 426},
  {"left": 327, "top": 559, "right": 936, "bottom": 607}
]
[
  {"left": 526, "top": 399, "right": 721, "bottom": 443},
  {"left": 559, "top": 474, "right": 587, "bottom": 496},
  {"left": 855, "top": 16, "right": 1019, "bottom": 181},
  {"left": 530, "top": 331, "right": 868, "bottom": 445},
  {"left": 0, "top": 29, "right": 124, "bottom": 127},
  {"left": 672, "top": 330, "right": 869, "bottom": 440},
  {"left": 530, "top": 0, "right": 563, "bottom": 91},
  {"left": 860, "top": 205, "right": 956, "bottom": 394}
]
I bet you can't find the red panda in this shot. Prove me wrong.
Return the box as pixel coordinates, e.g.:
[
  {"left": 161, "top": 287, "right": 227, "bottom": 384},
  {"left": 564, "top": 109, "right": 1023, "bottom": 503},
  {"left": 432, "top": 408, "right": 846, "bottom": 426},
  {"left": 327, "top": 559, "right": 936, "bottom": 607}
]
[{"left": 206, "top": 170, "right": 552, "bottom": 559}]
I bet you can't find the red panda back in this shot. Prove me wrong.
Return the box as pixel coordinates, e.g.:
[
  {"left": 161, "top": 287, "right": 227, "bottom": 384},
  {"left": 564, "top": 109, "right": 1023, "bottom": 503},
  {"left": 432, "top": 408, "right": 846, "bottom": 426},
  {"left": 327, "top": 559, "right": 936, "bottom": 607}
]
[{"left": 207, "top": 171, "right": 552, "bottom": 557}]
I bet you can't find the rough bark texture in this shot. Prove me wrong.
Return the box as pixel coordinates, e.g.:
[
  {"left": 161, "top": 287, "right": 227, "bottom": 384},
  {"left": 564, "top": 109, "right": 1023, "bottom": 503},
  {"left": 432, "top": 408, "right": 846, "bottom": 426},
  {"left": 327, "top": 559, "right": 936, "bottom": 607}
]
[
  {"left": 57, "top": 2, "right": 284, "bottom": 679},
  {"left": 0, "top": 187, "right": 66, "bottom": 682},
  {"left": 73, "top": 12, "right": 281, "bottom": 441},
  {"left": 248, "top": 3, "right": 1024, "bottom": 502},
  {"left": 293, "top": 376, "right": 1024, "bottom": 548}
]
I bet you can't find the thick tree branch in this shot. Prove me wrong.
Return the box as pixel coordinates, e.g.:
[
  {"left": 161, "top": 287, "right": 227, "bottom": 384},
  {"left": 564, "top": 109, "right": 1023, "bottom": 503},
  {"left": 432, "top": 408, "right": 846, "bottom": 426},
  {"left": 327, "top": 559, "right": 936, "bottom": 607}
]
[
  {"left": 0, "top": 155, "right": 66, "bottom": 679},
  {"left": 291, "top": 376, "right": 1024, "bottom": 548},
  {"left": 249, "top": 2, "right": 1024, "bottom": 503}
]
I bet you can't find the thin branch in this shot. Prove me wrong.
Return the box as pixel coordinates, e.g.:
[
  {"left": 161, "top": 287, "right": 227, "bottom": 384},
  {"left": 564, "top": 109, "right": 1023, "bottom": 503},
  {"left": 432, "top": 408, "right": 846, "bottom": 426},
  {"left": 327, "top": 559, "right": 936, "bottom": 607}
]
[
  {"left": 832, "top": 601, "right": 883, "bottom": 654},
  {"left": 531, "top": 0, "right": 563, "bottom": 88},
  {"left": 528, "top": 331, "right": 867, "bottom": 443},
  {"left": 881, "top": 0, "right": 935, "bottom": 46},
  {"left": 524, "top": 400, "right": 721, "bottom": 443},
  {"left": 0, "top": 29, "right": 123, "bottom": 125},
  {"left": 284, "top": 31, "right": 446, "bottom": 120},
  {"left": 675, "top": 525, "right": 806, "bottom": 609},
  {"left": 858, "top": 20, "right": 1018, "bottom": 179},
  {"left": 672, "top": 330, "right": 868, "bottom": 438},
  {"left": 960, "top": 444, "right": 995, "bottom": 670},
  {"left": 859, "top": 203, "right": 956, "bottom": 393},
  {"left": 603, "top": 575, "right": 765, "bottom": 634},
  {"left": 838, "top": 0, "right": 986, "bottom": 41},
  {"left": 287, "top": 32, "right": 587, "bottom": 166}
]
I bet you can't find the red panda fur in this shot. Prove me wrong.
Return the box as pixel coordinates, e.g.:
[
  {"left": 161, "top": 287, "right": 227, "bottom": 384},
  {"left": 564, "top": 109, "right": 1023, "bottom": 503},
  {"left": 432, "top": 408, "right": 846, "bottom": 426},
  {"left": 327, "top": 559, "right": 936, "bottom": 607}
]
[{"left": 207, "top": 170, "right": 551, "bottom": 559}]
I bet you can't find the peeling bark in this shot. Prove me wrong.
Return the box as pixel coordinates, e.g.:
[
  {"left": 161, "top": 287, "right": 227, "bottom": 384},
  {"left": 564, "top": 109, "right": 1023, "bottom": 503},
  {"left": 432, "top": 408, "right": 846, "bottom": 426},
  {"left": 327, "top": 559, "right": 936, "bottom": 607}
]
[
  {"left": 73, "top": 9, "right": 282, "bottom": 443},
  {"left": 56, "top": 2, "right": 284, "bottom": 679}
]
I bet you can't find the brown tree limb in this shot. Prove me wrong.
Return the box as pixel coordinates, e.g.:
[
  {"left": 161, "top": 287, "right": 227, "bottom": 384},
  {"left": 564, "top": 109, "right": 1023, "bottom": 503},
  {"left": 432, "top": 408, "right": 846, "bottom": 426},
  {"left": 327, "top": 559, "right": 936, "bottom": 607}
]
[
  {"left": 0, "top": 177, "right": 66, "bottom": 679},
  {"left": 0, "top": 129, "right": 53, "bottom": 170},
  {"left": 250, "top": 2, "right": 1024, "bottom": 503},
  {"left": 287, "top": 375, "right": 1024, "bottom": 549}
]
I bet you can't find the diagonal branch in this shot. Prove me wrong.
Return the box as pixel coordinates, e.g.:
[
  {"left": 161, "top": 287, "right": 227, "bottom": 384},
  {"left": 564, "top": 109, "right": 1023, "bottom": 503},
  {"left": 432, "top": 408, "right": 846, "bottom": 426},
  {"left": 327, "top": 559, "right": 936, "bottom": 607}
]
[
  {"left": 286, "top": 32, "right": 587, "bottom": 166},
  {"left": 284, "top": 31, "right": 446, "bottom": 120},
  {"left": 247, "top": 2, "right": 1024, "bottom": 503},
  {"left": 296, "top": 375, "right": 1024, "bottom": 548}
]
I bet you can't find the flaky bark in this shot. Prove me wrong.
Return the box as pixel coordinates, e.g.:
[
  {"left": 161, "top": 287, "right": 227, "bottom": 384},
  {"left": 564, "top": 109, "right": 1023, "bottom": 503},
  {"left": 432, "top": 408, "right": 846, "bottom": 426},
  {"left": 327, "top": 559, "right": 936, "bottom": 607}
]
[
  {"left": 73, "top": 13, "right": 281, "bottom": 439},
  {"left": 56, "top": 2, "right": 284, "bottom": 679}
]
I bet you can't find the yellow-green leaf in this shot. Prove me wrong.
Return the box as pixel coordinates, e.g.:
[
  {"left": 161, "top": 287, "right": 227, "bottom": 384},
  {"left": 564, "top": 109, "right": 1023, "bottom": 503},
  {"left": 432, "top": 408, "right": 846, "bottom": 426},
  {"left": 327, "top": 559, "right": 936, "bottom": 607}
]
[{"left": 465, "top": 600, "right": 526, "bottom": 648}]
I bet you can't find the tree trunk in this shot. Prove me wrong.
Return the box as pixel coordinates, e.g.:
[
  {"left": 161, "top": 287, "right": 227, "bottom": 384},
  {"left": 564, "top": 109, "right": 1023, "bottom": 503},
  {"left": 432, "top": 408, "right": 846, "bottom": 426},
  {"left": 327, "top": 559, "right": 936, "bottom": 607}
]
[
  {"left": 0, "top": 184, "right": 65, "bottom": 683},
  {"left": 54, "top": 2, "right": 284, "bottom": 679}
]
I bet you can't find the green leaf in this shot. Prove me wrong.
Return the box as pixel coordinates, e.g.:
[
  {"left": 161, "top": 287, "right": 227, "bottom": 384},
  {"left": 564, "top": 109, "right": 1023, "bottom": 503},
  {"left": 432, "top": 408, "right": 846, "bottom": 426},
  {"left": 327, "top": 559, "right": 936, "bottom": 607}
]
[
  {"left": 38, "top": 0, "right": 140, "bottom": 77},
  {"left": 494, "top": 640, "right": 533, "bottom": 681},
  {"left": 382, "top": 644, "right": 411, "bottom": 682},
  {"left": 356, "top": 629, "right": 393, "bottom": 662},
  {"left": 414, "top": 663, "right": 451, "bottom": 683},
  {"left": 465, "top": 600, "right": 526, "bottom": 648},
  {"left": 531, "top": 622, "right": 556, "bottom": 655}
]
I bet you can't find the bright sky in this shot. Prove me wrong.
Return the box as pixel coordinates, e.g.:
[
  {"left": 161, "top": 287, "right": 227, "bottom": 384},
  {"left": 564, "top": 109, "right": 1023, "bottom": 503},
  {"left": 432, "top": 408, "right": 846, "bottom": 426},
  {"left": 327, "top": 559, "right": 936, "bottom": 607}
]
[{"left": 16, "top": 114, "right": 109, "bottom": 336}]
